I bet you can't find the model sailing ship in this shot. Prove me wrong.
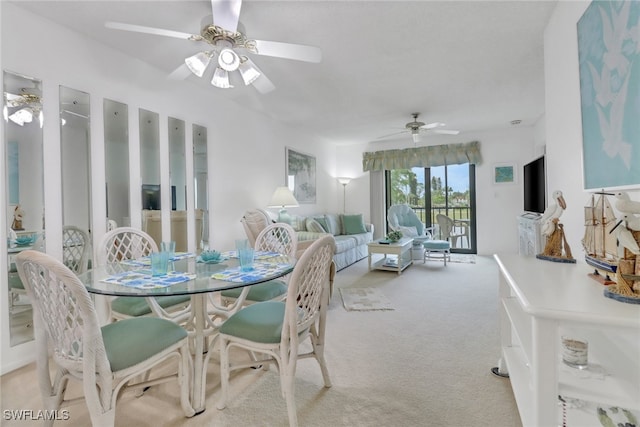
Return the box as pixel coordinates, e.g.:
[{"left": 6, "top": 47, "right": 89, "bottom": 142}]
[{"left": 582, "top": 191, "right": 618, "bottom": 284}]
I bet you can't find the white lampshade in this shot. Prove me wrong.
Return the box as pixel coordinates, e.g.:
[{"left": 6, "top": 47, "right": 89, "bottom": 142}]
[
  {"left": 268, "top": 186, "right": 299, "bottom": 208},
  {"left": 337, "top": 177, "right": 351, "bottom": 186},
  {"left": 211, "top": 67, "right": 233, "bottom": 88},
  {"left": 238, "top": 60, "right": 261, "bottom": 85},
  {"left": 185, "top": 51, "right": 212, "bottom": 77},
  {"left": 411, "top": 131, "right": 421, "bottom": 144},
  {"left": 268, "top": 186, "right": 299, "bottom": 224}
]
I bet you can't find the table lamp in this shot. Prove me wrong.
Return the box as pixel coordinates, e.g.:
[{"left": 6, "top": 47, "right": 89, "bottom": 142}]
[{"left": 268, "top": 186, "right": 299, "bottom": 224}]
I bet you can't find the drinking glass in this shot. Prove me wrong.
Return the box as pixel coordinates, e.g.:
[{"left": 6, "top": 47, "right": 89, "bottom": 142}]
[
  {"left": 150, "top": 252, "right": 170, "bottom": 276},
  {"left": 161, "top": 241, "right": 176, "bottom": 258},
  {"left": 238, "top": 247, "right": 255, "bottom": 272}
]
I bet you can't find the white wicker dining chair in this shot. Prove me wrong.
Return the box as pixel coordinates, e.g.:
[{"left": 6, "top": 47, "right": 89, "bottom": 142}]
[
  {"left": 97, "top": 227, "right": 191, "bottom": 323},
  {"left": 62, "top": 225, "right": 91, "bottom": 274},
  {"left": 220, "top": 222, "right": 298, "bottom": 305},
  {"left": 15, "top": 250, "right": 195, "bottom": 427},
  {"left": 216, "top": 235, "right": 336, "bottom": 427}
]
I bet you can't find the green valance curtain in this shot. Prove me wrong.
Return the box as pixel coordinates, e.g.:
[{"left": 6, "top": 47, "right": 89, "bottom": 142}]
[{"left": 362, "top": 141, "right": 482, "bottom": 172}]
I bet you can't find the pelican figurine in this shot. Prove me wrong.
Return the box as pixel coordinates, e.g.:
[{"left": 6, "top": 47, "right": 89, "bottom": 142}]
[
  {"left": 616, "top": 225, "right": 640, "bottom": 257},
  {"left": 541, "top": 190, "right": 566, "bottom": 238},
  {"left": 622, "top": 213, "right": 640, "bottom": 232},
  {"left": 614, "top": 191, "right": 640, "bottom": 215}
]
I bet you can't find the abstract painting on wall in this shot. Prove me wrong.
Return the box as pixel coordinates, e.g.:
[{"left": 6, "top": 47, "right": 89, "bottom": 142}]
[{"left": 578, "top": 0, "right": 640, "bottom": 190}]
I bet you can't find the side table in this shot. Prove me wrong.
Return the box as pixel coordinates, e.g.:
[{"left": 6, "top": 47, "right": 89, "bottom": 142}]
[{"left": 367, "top": 237, "right": 413, "bottom": 275}]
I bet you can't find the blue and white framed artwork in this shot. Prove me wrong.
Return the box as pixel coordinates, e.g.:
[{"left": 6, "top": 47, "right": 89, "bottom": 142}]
[{"left": 577, "top": 0, "right": 640, "bottom": 190}]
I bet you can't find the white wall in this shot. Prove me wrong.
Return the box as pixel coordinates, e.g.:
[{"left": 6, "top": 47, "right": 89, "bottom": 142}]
[
  {"left": 0, "top": 3, "right": 338, "bottom": 373},
  {"left": 544, "top": 1, "right": 640, "bottom": 260}
]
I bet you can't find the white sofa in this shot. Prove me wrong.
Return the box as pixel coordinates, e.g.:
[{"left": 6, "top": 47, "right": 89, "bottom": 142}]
[
  {"left": 241, "top": 209, "right": 373, "bottom": 271},
  {"left": 290, "top": 213, "right": 373, "bottom": 271}
]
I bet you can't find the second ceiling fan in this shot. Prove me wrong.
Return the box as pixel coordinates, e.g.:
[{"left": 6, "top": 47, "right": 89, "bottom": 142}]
[{"left": 379, "top": 113, "right": 460, "bottom": 143}]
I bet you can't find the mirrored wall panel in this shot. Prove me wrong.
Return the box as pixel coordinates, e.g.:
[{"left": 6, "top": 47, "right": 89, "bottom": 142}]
[
  {"left": 4, "top": 70, "right": 45, "bottom": 346},
  {"left": 140, "top": 109, "right": 161, "bottom": 246},
  {"left": 193, "top": 124, "right": 208, "bottom": 251},
  {"left": 60, "top": 87, "right": 92, "bottom": 275},
  {"left": 169, "top": 117, "right": 186, "bottom": 211},
  {"left": 104, "top": 99, "right": 130, "bottom": 229}
]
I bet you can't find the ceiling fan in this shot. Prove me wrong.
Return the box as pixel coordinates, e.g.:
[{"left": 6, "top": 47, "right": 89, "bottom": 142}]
[
  {"left": 105, "top": 0, "right": 321, "bottom": 94},
  {"left": 378, "top": 113, "right": 460, "bottom": 143}
]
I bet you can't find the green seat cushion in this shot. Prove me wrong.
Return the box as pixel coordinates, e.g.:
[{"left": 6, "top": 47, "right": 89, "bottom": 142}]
[
  {"left": 220, "top": 280, "right": 287, "bottom": 302},
  {"left": 8, "top": 273, "right": 24, "bottom": 290},
  {"left": 423, "top": 240, "right": 451, "bottom": 250},
  {"left": 102, "top": 317, "right": 187, "bottom": 372},
  {"left": 111, "top": 295, "right": 191, "bottom": 317},
  {"left": 220, "top": 301, "right": 285, "bottom": 344}
]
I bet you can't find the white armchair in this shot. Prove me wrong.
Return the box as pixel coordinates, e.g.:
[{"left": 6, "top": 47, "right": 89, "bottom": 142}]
[{"left": 387, "top": 204, "right": 432, "bottom": 243}]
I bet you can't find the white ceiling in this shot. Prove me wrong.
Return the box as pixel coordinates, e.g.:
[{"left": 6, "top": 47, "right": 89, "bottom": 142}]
[{"left": 12, "top": 0, "right": 557, "bottom": 145}]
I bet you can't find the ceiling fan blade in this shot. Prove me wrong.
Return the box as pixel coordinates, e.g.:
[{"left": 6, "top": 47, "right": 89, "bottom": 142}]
[
  {"left": 168, "top": 63, "right": 193, "bottom": 80},
  {"left": 376, "top": 130, "right": 408, "bottom": 140},
  {"left": 211, "top": 0, "right": 242, "bottom": 33},
  {"left": 432, "top": 129, "right": 460, "bottom": 135},
  {"left": 422, "top": 122, "right": 446, "bottom": 130},
  {"left": 253, "top": 40, "right": 322, "bottom": 63},
  {"left": 250, "top": 66, "right": 276, "bottom": 94},
  {"left": 105, "top": 21, "right": 199, "bottom": 40}
]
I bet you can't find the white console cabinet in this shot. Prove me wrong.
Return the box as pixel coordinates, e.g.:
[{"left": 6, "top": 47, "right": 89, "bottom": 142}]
[
  {"left": 494, "top": 254, "right": 640, "bottom": 427},
  {"left": 517, "top": 213, "right": 542, "bottom": 256}
]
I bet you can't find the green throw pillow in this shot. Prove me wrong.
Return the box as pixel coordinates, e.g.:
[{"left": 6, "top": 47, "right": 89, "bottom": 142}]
[
  {"left": 306, "top": 218, "right": 326, "bottom": 233},
  {"left": 343, "top": 214, "right": 367, "bottom": 235},
  {"left": 313, "top": 216, "right": 330, "bottom": 233}
]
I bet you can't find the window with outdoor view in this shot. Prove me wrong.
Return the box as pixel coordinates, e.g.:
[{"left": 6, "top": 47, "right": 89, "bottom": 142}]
[{"left": 386, "top": 164, "right": 476, "bottom": 253}]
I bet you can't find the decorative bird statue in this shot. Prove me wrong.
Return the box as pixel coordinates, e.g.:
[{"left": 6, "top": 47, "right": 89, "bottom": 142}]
[
  {"left": 616, "top": 224, "right": 640, "bottom": 257},
  {"left": 614, "top": 191, "right": 640, "bottom": 215},
  {"left": 541, "top": 190, "right": 566, "bottom": 238},
  {"left": 622, "top": 213, "right": 640, "bottom": 231}
]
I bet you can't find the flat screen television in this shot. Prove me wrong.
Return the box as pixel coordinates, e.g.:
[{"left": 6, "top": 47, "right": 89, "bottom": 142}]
[
  {"left": 523, "top": 156, "right": 546, "bottom": 214},
  {"left": 141, "top": 184, "right": 160, "bottom": 210}
]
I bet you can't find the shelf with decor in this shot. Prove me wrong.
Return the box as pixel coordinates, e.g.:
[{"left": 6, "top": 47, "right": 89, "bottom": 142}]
[{"left": 494, "top": 253, "right": 640, "bottom": 427}]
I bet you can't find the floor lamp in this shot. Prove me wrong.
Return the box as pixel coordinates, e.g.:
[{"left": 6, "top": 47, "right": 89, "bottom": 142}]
[{"left": 337, "top": 177, "right": 351, "bottom": 213}]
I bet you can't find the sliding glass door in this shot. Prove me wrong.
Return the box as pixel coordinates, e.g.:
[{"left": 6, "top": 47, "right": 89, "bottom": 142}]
[{"left": 386, "top": 164, "right": 476, "bottom": 253}]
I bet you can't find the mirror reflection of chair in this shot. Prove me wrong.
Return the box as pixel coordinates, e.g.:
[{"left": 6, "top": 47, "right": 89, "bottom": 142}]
[
  {"left": 216, "top": 235, "right": 336, "bottom": 427},
  {"left": 221, "top": 223, "right": 297, "bottom": 306},
  {"left": 436, "top": 214, "right": 468, "bottom": 249},
  {"left": 62, "top": 225, "right": 91, "bottom": 274},
  {"left": 15, "top": 250, "right": 195, "bottom": 426},
  {"left": 98, "top": 227, "right": 190, "bottom": 323}
]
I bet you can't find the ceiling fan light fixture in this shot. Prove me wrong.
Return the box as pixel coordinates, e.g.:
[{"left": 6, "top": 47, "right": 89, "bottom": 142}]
[
  {"left": 411, "top": 130, "right": 421, "bottom": 144},
  {"left": 211, "top": 67, "right": 233, "bottom": 88},
  {"left": 238, "top": 60, "right": 261, "bottom": 85},
  {"left": 185, "top": 51, "right": 212, "bottom": 77},
  {"left": 218, "top": 48, "right": 240, "bottom": 71}
]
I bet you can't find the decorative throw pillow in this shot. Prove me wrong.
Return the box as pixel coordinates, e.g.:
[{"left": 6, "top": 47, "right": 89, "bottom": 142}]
[
  {"left": 306, "top": 218, "right": 326, "bottom": 233},
  {"left": 313, "top": 216, "right": 330, "bottom": 233},
  {"left": 290, "top": 216, "right": 306, "bottom": 232},
  {"left": 342, "top": 214, "right": 367, "bottom": 235}
]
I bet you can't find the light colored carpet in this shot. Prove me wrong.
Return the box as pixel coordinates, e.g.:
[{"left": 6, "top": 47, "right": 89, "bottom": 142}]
[
  {"left": 339, "top": 287, "right": 394, "bottom": 311},
  {"left": 0, "top": 255, "right": 521, "bottom": 426}
]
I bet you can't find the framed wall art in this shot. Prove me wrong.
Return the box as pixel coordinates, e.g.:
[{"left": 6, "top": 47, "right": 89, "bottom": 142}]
[
  {"left": 578, "top": 0, "right": 640, "bottom": 190},
  {"left": 493, "top": 163, "right": 516, "bottom": 185},
  {"left": 285, "top": 147, "right": 316, "bottom": 204}
]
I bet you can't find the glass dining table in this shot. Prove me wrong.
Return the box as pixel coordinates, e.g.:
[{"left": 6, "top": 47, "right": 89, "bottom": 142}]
[{"left": 78, "top": 251, "right": 296, "bottom": 415}]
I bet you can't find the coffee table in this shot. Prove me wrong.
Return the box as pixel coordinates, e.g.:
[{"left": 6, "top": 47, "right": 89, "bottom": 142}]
[{"left": 367, "top": 237, "right": 414, "bottom": 275}]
